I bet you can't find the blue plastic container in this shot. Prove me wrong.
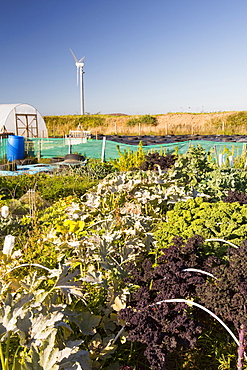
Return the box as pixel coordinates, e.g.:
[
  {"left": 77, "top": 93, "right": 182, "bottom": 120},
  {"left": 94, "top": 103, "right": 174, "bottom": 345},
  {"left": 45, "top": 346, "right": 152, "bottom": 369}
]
[{"left": 7, "top": 135, "right": 25, "bottom": 161}]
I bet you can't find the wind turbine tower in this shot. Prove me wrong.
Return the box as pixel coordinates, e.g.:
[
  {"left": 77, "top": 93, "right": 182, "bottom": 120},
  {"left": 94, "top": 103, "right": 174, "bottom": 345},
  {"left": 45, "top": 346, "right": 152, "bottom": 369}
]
[{"left": 70, "top": 49, "right": 85, "bottom": 115}]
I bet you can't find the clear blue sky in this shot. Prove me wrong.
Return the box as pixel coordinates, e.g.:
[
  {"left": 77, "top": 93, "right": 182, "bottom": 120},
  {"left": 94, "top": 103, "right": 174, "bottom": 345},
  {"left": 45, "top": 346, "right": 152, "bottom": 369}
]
[{"left": 1, "top": 0, "right": 247, "bottom": 116}]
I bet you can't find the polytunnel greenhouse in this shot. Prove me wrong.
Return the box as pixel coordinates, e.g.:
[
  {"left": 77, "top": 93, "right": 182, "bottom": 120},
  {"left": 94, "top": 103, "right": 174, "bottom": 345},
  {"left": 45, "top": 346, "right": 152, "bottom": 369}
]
[{"left": 0, "top": 103, "right": 48, "bottom": 138}]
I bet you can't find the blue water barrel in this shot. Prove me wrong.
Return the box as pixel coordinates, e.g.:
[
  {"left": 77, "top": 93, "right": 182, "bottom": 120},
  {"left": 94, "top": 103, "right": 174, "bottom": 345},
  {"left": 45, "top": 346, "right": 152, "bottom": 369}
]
[{"left": 7, "top": 136, "right": 25, "bottom": 161}]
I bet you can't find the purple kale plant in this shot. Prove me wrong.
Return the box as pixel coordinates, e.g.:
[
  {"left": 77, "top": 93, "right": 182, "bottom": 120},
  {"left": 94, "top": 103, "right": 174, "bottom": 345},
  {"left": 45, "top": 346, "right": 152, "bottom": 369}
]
[
  {"left": 119, "top": 235, "right": 222, "bottom": 370},
  {"left": 222, "top": 190, "right": 247, "bottom": 205},
  {"left": 197, "top": 239, "right": 247, "bottom": 334},
  {"left": 195, "top": 239, "right": 247, "bottom": 369},
  {"left": 139, "top": 153, "right": 177, "bottom": 171}
]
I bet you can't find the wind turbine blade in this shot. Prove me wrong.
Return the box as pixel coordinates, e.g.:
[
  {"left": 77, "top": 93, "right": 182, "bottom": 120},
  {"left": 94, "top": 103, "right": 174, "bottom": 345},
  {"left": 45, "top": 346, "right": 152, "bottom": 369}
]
[
  {"left": 77, "top": 66, "right": 79, "bottom": 86},
  {"left": 70, "top": 48, "right": 78, "bottom": 62},
  {"left": 78, "top": 56, "right": 85, "bottom": 63}
]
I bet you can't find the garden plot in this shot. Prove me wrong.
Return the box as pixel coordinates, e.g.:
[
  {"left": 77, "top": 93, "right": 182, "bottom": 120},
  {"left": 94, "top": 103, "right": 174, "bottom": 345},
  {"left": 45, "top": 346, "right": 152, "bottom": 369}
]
[{"left": 0, "top": 145, "right": 247, "bottom": 369}]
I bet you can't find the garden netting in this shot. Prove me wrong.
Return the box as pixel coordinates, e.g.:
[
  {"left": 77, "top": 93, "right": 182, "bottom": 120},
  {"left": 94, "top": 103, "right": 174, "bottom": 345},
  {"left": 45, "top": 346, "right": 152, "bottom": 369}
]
[{"left": 0, "top": 137, "right": 247, "bottom": 161}]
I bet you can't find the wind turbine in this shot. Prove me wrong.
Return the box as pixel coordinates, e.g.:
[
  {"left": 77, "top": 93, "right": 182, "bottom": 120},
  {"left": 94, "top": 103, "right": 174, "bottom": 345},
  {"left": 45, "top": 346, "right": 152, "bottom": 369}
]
[{"left": 70, "top": 49, "right": 85, "bottom": 115}]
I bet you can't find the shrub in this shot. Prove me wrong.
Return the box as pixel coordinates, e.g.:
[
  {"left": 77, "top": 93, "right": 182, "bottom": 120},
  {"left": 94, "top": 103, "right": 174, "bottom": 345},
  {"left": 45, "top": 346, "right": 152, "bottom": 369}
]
[
  {"left": 126, "top": 117, "right": 140, "bottom": 127},
  {"left": 126, "top": 115, "right": 157, "bottom": 127},
  {"left": 226, "top": 111, "right": 247, "bottom": 126},
  {"left": 35, "top": 173, "right": 95, "bottom": 201},
  {"left": 211, "top": 111, "right": 247, "bottom": 130},
  {"left": 139, "top": 114, "right": 157, "bottom": 126}
]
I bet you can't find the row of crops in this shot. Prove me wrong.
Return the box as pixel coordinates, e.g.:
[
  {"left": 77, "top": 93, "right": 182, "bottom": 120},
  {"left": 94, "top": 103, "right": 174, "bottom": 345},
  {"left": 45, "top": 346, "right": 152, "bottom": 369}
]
[{"left": 1, "top": 143, "right": 247, "bottom": 369}]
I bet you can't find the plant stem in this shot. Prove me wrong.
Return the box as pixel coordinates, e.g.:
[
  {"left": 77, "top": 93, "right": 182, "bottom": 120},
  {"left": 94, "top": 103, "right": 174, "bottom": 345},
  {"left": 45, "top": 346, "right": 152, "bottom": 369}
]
[
  {"left": 0, "top": 342, "right": 6, "bottom": 370},
  {"left": 237, "top": 324, "right": 245, "bottom": 370},
  {"left": 11, "top": 345, "right": 22, "bottom": 370},
  {"left": 128, "top": 341, "right": 133, "bottom": 362},
  {"left": 4, "top": 332, "right": 10, "bottom": 370}
]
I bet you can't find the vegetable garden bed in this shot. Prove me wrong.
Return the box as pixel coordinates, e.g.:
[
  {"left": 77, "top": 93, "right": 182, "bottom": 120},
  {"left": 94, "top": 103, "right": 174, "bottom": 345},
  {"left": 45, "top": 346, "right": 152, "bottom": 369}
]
[{"left": 0, "top": 145, "right": 247, "bottom": 369}]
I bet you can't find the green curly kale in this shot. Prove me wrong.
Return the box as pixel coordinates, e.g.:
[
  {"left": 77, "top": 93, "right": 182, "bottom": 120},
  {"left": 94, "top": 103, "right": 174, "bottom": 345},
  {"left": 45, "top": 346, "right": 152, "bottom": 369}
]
[{"left": 154, "top": 197, "right": 247, "bottom": 255}]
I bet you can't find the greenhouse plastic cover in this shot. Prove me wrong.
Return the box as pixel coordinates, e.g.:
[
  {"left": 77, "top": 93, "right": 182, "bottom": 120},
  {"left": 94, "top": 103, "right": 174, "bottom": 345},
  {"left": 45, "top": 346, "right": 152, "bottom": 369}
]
[{"left": 0, "top": 104, "right": 48, "bottom": 137}]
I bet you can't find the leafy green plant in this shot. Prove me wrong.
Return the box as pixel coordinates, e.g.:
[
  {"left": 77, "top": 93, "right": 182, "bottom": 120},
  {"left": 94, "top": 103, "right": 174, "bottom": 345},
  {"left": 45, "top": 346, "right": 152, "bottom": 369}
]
[
  {"left": 110, "top": 141, "right": 146, "bottom": 171},
  {"left": 118, "top": 236, "right": 225, "bottom": 369},
  {"left": 119, "top": 235, "right": 247, "bottom": 369},
  {"left": 35, "top": 173, "right": 95, "bottom": 201},
  {"left": 154, "top": 197, "right": 247, "bottom": 255},
  {"left": 0, "top": 173, "right": 95, "bottom": 203},
  {"left": 82, "top": 158, "right": 116, "bottom": 180},
  {"left": 0, "top": 264, "right": 92, "bottom": 370},
  {"left": 3, "top": 144, "right": 247, "bottom": 368},
  {"left": 140, "top": 152, "right": 177, "bottom": 171},
  {"left": 197, "top": 168, "right": 247, "bottom": 200},
  {"left": 0, "top": 215, "right": 26, "bottom": 237},
  {"left": 166, "top": 144, "right": 215, "bottom": 192}
]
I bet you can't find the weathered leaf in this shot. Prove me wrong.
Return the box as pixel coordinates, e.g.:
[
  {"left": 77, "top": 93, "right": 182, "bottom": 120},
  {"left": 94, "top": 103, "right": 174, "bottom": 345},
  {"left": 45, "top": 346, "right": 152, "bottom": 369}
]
[
  {"left": 81, "top": 271, "right": 102, "bottom": 284},
  {"left": 56, "top": 340, "right": 83, "bottom": 362},
  {"left": 68, "top": 311, "right": 101, "bottom": 335},
  {"left": 55, "top": 266, "right": 79, "bottom": 287},
  {"left": 101, "top": 316, "right": 116, "bottom": 333},
  {"left": 98, "top": 343, "right": 117, "bottom": 359},
  {"left": 59, "top": 362, "right": 83, "bottom": 370},
  {"left": 31, "top": 311, "right": 64, "bottom": 343},
  {"left": 22, "top": 331, "right": 59, "bottom": 370},
  {"left": 59, "top": 351, "right": 91, "bottom": 370},
  {"left": 39, "top": 330, "right": 59, "bottom": 370},
  {"left": 78, "top": 221, "right": 85, "bottom": 231},
  {"left": 54, "top": 266, "right": 83, "bottom": 300},
  {"left": 16, "top": 311, "right": 32, "bottom": 334},
  {"left": 9, "top": 278, "right": 21, "bottom": 291},
  {"left": 34, "top": 290, "right": 50, "bottom": 304},
  {"left": 17, "top": 305, "right": 65, "bottom": 348},
  {"left": 0, "top": 293, "right": 34, "bottom": 337},
  {"left": 16, "top": 310, "right": 32, "bottom": 345}
]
